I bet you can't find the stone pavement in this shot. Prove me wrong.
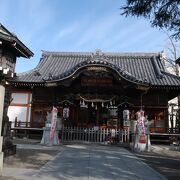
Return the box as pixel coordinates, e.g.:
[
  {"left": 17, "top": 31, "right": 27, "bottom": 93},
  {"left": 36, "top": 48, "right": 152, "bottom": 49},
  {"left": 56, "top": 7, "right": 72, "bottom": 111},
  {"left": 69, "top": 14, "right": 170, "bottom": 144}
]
[{"left": 2, "top": 143, "right": 167, "bottom": 180}]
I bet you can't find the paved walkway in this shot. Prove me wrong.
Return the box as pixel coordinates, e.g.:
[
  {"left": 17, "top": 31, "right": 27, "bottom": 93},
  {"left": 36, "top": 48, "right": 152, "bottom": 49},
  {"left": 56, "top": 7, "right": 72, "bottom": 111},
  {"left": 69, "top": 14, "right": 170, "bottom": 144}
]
[{"left": 10, "top": 144, "right": 167, "bottom": 180}]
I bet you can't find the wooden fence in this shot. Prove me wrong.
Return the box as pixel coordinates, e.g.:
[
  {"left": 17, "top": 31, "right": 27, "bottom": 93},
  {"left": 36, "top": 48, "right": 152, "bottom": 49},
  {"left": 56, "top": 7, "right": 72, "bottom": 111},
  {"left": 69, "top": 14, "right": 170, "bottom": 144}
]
[{"left": 62, "top": 127, "right": 130, "bottom": 143}]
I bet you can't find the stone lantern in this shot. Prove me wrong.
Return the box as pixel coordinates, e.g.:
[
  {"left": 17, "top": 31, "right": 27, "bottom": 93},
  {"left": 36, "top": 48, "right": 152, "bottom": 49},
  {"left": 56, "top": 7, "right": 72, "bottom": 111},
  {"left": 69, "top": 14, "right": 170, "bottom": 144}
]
[{"left": 0, "top": 23, "right": 33, "bottom": 175}]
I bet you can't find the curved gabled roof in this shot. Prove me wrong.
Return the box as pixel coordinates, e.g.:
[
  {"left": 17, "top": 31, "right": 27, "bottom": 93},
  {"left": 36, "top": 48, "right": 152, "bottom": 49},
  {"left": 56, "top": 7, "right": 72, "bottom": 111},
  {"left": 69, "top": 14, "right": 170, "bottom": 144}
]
[{"left": 13, "top": 50, "right": 180, "bottom": 88}]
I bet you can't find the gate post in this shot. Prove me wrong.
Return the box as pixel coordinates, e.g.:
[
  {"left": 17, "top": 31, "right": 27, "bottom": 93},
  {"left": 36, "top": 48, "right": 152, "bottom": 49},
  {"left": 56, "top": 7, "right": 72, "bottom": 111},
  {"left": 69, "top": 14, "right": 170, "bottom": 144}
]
[{"left": 0, "top": 85, "right": 5, "bottom": 175}]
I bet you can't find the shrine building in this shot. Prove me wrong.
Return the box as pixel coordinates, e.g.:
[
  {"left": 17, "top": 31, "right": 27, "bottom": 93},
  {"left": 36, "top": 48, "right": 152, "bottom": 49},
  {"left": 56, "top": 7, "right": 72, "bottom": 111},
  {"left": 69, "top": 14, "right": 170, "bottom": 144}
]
[{"left": 8, "top": 49, "right": 180, "bottom": 135}]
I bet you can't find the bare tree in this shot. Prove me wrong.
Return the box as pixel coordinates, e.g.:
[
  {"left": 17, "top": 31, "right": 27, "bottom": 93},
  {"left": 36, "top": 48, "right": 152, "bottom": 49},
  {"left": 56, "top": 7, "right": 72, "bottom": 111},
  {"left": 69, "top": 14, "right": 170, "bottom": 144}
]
[
  {"left": 164, "top": 33, "right": 179, "bottom": 73},
  {"left": 163, "top": 32, "right": 180, "bottom": 132}
]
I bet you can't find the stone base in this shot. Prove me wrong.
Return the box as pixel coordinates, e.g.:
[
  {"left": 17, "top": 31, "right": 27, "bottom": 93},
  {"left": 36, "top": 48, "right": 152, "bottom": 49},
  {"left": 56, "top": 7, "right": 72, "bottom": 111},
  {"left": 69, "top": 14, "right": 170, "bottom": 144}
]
[
  {"left": 132, "top": 133, "right": 151, "bottom": 152},
  {"left": 41, "top": 129, "right": 59, "bottom": 146},
  {"left": 0, "top": 152, "right": 3, "bottom": 176},
  {"left": 3, "top": 144, "right": 16, "bottom": 157},
  {"left": 2, "top": 136, "right": 16, "bottom": 157}
]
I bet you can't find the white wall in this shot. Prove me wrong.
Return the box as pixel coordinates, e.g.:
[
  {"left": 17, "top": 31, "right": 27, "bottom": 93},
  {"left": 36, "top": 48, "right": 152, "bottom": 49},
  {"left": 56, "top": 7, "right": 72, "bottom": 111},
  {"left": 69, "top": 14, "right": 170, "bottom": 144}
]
[
  {"left": 166, "top": 66, "right": 179, "bottom": 129},
  {"left": 11, "top": 93, "right": 29, "bottom": 104},
  {"left": 168, "top": 97, "right": 178, "bottom": 128},
  {"left": 7, "top": 92, "right": 32, "bottom": 128}
]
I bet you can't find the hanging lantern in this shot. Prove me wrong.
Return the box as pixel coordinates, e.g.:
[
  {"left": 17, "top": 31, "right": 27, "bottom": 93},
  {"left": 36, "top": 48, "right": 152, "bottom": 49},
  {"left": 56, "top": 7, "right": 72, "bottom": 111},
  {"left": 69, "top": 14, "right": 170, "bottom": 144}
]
[
  {"left": 95, "top": 104, "right": 98, "bottom": 110},
  {"left": 91, "top": 102, "right": 94, "bottom": 107},
  {"left": 113, "top": 99, "right": 116, "bottom": 105},
  {"left": 101, "top": 102, "right": 104, "bottom": 107},
  {"left": 82, "top": 100, "right": 85, "bottom": 106},
  {"left": 110, "top": 100, "right": 112, "bottom": 106}
]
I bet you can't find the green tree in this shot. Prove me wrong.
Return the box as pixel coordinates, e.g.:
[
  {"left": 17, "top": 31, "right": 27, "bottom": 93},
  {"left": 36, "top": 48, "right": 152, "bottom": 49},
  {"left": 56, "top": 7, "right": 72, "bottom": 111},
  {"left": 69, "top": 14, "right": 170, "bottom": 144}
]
[{"left": 121, "top": 0, "right": 180, "bottom": 40}]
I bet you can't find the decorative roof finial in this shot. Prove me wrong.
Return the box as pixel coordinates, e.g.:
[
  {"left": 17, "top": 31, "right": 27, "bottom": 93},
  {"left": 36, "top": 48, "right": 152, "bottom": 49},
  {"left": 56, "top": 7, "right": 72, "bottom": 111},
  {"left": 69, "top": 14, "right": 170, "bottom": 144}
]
[
  {"left": 159, "top": 51, "right": 166, "bottom": 61},
  {"left": 91, "top": 49, "right": 104, "bottom": 59},
  {"left": 95, "top": 49, "right": 102, "bottom": 56}
]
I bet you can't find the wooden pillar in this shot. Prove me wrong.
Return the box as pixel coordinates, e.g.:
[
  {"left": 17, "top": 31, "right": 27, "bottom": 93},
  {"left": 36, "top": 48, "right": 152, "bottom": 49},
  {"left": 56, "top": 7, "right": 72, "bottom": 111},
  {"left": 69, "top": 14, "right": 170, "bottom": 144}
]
[
  {"left": 76, "top": 107, "right": 79, "bottom": 126},
  {"left": 96, "top": 106, "right": 99, "bottom": 126},
  {"left": 26, "top": 93, "right": 31, "bottom": 127},
  {"left": 72, "top": 107, "right": 75, "bottom": 126},
  {"left": 164, "top": 108, "right": 169, "bottom": 132}
]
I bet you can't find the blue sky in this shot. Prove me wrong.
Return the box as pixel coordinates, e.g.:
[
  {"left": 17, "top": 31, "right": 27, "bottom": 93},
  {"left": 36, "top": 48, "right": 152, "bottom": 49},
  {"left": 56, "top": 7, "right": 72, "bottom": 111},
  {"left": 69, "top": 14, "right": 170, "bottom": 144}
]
[{"left": 0, "top": 0, "right": 170, "bottom": 73}]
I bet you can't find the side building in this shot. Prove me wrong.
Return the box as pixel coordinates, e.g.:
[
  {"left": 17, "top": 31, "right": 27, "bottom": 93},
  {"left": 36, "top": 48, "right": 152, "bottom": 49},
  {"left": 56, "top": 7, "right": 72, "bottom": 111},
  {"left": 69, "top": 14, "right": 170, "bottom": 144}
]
[{"left": 0, "top": 23, "right": 33, "bottom": 157}]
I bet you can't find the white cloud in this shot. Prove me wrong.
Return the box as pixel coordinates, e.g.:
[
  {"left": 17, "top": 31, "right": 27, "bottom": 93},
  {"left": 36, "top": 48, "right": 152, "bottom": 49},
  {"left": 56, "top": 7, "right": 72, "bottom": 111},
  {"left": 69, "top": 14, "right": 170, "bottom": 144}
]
[
  {"left": 75, "top": 13, "right": 121, "bottom": 48},
  {"left": 103, "top": 19, "right": 152, "bottom": 51},
  {"left": 57, "top": 22, "right": 80, "bottom": 40},
  {"left": 74, "top": 14, "right": 157, "bottom": 51}
]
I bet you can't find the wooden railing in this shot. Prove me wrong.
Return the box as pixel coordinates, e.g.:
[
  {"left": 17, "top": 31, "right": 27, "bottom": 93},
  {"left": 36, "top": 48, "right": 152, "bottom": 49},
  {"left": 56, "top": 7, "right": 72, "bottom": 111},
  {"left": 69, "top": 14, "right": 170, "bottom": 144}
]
[
  {"left": 149, "top": 127, "right": 180, "bottom": 134},
  {"left": 11, "top": 119, "right": 44, "bottom": 138},
  {"left": 14, "top": 119, "right": 44, "bottom": 128},
  {"left": 62, "top": 127, "right": 130, "bottom": 143},
  {"left": 167, "top": 128, "right": 180, "bottom": 134}
]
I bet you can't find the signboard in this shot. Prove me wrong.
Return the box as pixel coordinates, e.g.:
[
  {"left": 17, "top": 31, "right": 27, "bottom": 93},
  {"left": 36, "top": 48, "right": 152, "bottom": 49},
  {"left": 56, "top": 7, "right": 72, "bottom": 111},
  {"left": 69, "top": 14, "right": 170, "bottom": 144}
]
[
  {"left": 45, "top": 82, "right": 58, "bottom": 87},
  {"left": 81, "top": 77, "right": 112, "bottom": 86}
]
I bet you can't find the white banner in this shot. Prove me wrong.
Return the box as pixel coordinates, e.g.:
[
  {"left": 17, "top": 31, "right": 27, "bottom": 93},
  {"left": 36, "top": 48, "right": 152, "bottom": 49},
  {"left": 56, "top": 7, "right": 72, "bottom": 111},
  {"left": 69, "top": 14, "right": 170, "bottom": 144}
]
[
  {"left": 137, "top": 111, "right": 146, "bottom": 144},
  {"left": 50, "top": 106, "right": 58, "bottom": 139}
]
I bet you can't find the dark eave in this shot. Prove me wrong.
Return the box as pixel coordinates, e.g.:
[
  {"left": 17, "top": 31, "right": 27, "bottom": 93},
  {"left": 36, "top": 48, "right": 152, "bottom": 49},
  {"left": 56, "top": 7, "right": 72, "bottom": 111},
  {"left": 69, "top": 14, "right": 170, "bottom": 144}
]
[
  {"left": 13, "top": 82, "right": 45, "bottom": 87},
  {"left": 0, "top": 23, "right": 34, "bottom": 58},
  {"left": 175, "top": 57, "right": 180, "bottom": 65}
]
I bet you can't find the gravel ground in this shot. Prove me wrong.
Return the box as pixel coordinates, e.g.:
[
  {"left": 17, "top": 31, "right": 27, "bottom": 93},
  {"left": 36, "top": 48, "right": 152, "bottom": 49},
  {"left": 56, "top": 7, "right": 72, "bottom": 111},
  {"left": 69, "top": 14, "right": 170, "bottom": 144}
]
[
  {"left": 1, "top": 138, "right": 61, "bottom": 180},
  {"left": 3, "top": 138, "right": 60, "bottom": 169},
  {"left": 3, "top": 148, "right": 59, "bottom": 169},
  {"left": 0, "top": 177, "right": 22, "bottom": 180}
]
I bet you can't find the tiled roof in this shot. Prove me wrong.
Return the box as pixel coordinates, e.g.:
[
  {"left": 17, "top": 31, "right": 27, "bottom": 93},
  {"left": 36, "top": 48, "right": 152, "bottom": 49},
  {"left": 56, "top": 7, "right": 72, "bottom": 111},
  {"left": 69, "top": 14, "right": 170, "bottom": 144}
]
[{"left": 13, "top": 50, "right": 180, "bottom": 87}]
